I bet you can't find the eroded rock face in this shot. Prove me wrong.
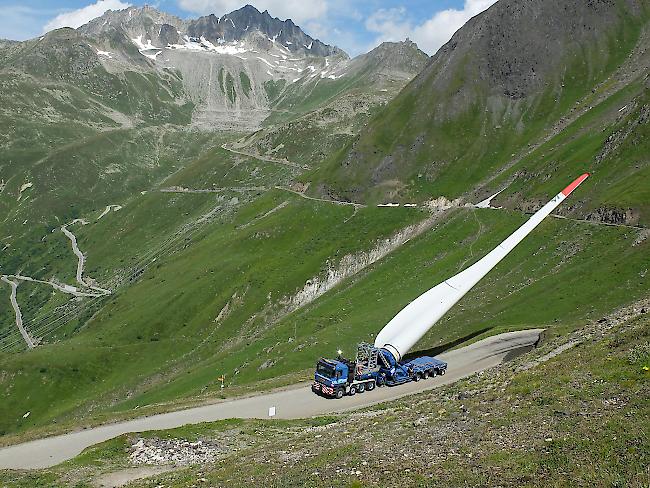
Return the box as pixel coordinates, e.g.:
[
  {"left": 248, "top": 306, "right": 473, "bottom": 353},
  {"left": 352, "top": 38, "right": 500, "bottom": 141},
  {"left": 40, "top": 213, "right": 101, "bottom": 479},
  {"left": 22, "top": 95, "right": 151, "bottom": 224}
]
[{"left": 158, "top": 24, "right": 180, "bottom": 46}]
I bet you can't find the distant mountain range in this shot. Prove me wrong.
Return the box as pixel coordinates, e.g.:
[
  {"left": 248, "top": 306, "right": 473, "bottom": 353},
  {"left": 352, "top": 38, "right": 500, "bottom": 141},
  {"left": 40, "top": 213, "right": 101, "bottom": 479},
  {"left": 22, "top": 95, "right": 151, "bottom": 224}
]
[
  {"left": 0, "top": 4, "right": 425, "bottom": 132},
  {"left": 80, "top": 4, "right": 344, "bottom": 58}
]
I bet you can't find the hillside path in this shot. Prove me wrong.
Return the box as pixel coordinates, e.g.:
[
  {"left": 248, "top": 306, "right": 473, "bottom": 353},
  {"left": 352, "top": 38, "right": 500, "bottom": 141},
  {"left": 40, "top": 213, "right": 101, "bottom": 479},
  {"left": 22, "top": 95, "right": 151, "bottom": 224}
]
[
  {"left": 61, "top": 224, "right": 111, "bottom": 296},
  {"left": 0, "top": 329, "right": 541, "bottom": 469},
  {"left": 1, "top": 276, "right": 35, "bottom": 349},
  {"left": 221, "top": 144, "right": 309, "bottom": 170},
  {"left": 275, "top": 185, "right": 366, "bottom": 208}
]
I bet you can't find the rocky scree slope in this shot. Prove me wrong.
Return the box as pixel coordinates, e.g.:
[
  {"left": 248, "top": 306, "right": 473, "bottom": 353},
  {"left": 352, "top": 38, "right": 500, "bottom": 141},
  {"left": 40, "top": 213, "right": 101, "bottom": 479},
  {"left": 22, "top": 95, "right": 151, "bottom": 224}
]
[{"left": 233, "top": 40, "right": 430, "bottom": 166}]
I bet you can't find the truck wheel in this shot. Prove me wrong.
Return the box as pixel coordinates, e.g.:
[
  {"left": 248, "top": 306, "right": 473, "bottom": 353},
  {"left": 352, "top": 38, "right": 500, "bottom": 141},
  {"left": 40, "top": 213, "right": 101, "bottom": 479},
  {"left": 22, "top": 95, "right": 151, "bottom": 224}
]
[
  {"left": 439, "top": 368, "right": 446, "bottom": 375},
  {"left": 349, "top": 385, "right": 356, "bottom": 395},
  {"left": 366, "top": 381, "right": 375, "bottom": 391},
  {"left": 413, "top": 373, "right": 421, "bottom": 382},
  {"left": 357, "top": 383, "right": 365, "bottom": 393},
  {"left": 422, "top": 371, "right": 429, "bottom": 379},
  {"left": 377, "top": 377, "right": 385, "bottom": 387},
  {"left": 335, "top": 388, "right": 344, "bottom": 399},
  {"left": 430, "top": 369, "right": 437, "bottom": 378}
]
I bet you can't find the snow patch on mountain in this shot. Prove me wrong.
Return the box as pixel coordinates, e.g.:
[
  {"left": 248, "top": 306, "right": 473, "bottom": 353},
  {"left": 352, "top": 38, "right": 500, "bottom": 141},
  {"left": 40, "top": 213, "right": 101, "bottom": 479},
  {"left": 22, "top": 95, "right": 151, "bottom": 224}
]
[
  {"left": 132, "top": 35, "right": 162, "bottom": 60},
  {"left": 132, "top": 35, "right": 160, "bottom": 51},
  {"left": 167, "top": 36, "right": 249, "bottom": 55}
]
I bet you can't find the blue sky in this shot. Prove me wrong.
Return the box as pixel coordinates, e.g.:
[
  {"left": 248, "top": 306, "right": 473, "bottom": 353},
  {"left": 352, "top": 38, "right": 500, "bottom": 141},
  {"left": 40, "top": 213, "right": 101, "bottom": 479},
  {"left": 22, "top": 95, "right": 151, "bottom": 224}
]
[{"left": 0, "top": 0, "right": 497, "bottom": 55}]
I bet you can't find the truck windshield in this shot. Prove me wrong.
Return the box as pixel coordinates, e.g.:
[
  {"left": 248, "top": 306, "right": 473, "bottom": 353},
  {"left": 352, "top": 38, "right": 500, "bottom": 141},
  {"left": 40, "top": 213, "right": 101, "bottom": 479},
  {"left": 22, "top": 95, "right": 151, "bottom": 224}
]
[{"left": 316, "top": 362, "right": 335, "bottom": 378}]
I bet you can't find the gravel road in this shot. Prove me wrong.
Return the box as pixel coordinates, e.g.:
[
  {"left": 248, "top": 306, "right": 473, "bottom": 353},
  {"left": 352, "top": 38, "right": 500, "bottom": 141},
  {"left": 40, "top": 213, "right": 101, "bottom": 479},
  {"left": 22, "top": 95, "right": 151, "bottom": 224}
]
[{"left": 0, "top": 329, "right": 542, "bottom": 470}]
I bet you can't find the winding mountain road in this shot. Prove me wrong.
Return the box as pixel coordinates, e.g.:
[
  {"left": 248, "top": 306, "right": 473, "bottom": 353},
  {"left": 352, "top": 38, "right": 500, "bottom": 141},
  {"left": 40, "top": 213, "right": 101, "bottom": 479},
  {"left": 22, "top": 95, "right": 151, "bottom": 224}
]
[
  {"left": 61, "top": 224, "right": 111, "bottom": 296},
  {"left": 0, "top": 276, "right": 35, "bottom": 349},
  {"left": 0, "top": 329, "right": 541, "bottom": 470},
  {"left": 221, "top": 144, "right": 309, "bottom": 170}
]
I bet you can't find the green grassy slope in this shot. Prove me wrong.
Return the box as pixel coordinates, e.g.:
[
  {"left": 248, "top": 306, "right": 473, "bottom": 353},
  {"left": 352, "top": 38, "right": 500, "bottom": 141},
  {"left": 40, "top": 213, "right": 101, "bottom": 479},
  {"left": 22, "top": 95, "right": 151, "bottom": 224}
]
[
  {"left": 0, "top": 129, "right": 224, "bottom": 313},
  {"left": 0, "top": 27, "right": 229, "bottom": 345},
  {"left": 0, "top": 191, "right": 422, "bottom": 436},
  {"left": 0, "top": 28, "right": 434, "bottom": 439},
  {"left": 3, "top": 302, "right": 647, "bottom": 487},
  {"left": 488, "top": 80, "right": 650, "bottom": 225},
  {"left": 0, "top": 188, "right": 647, "bottom": 437},
  {"left": 0, "top": 0, "right": 648, "bottom": 449}
]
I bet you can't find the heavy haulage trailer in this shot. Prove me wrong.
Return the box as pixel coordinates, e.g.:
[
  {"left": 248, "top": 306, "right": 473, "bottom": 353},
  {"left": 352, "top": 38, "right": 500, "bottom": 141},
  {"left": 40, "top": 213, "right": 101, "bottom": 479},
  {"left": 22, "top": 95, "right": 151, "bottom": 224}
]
[
  {"left": 312, "top": 174, "right": 590, "bottom": 398},
  {"left": 312, "top": 343, "right": 447, "bottom": 398}
]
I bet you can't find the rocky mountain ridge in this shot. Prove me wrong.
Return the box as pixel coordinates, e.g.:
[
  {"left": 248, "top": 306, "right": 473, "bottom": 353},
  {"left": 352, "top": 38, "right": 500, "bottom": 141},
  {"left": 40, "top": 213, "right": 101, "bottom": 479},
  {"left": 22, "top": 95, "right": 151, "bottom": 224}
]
[{"left": 79, "top": 4, "right": 343, "bottom": 58}]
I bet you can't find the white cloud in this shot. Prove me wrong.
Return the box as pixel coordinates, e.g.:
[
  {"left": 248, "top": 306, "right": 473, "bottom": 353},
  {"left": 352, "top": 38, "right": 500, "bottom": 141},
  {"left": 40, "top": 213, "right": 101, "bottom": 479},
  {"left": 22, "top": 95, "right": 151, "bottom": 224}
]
[
  {"left": 366, "top": 0, "right": 497, "bottom": 55},
  {"left": 43, "top": 0, "right": 131, "bottom": 33},
  {"left": 177, "top": 0, "right": 329, "bottom": 25}
]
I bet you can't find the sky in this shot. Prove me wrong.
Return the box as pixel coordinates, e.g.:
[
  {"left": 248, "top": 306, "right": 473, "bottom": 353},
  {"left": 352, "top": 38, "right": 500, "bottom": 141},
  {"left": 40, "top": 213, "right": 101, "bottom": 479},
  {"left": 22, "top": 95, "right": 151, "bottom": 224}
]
[{"left": 0, "top": 0, "right": 497, "bottom": 56}]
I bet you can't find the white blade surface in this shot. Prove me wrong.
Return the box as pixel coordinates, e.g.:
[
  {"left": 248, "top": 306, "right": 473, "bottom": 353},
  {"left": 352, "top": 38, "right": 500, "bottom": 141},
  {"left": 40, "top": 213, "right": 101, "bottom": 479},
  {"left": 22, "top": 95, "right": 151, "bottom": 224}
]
[{"left": 375, "top": 174, "right": 589, "bottom": 360}]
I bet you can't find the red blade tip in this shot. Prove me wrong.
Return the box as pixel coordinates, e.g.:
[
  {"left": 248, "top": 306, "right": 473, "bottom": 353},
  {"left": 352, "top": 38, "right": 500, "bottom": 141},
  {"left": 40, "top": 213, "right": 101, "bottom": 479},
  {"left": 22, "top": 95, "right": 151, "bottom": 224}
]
[{"left": 561, "top": 173, "right": 590, "bottom": 197}]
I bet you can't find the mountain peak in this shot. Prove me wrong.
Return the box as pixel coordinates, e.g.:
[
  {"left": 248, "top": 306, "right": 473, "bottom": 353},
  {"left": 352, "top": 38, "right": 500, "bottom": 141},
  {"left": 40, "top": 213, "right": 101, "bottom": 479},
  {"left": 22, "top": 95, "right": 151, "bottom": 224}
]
[
  {"left": 236, "top": 5, "right": 262, "bottom": 15},
  {"left": 76, "top": 3, "right": 344, "bottom": 58},
  {"left": 193, "top": 5, "right": 343, "bottom": 57},
  {"left": 359, "top": 38, "right": 429, "bottom": 77}
]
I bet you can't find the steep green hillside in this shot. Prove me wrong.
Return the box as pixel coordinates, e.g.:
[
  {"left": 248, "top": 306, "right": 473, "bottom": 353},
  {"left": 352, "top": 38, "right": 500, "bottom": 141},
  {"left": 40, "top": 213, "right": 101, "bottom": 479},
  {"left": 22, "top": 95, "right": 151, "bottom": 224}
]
[
  {"left": 1, "top": 187, "right": 647, "bottom": 437},
  {"left": 0, "top": 0, "right": 648, "bottom": 450},
  {"left": 3, "top": 302, "right": 647, "bottom": 487},
  {"left": 311, "top": 0, "right": 649, "bottom": 223}
]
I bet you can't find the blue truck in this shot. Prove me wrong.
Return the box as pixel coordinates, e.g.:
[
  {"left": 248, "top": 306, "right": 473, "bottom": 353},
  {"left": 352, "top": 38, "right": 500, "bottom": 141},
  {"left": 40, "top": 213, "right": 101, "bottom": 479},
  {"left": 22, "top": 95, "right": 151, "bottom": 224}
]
[{"left": 312, "top": 343, "right": 447, "bottom": 399}]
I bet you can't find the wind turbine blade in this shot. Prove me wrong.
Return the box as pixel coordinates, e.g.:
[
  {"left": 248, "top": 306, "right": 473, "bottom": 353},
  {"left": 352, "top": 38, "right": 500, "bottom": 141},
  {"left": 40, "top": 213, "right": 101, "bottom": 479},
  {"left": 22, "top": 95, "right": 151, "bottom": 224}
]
[{"left": 375, "top": 174, "right": 589, "bottom": 360}]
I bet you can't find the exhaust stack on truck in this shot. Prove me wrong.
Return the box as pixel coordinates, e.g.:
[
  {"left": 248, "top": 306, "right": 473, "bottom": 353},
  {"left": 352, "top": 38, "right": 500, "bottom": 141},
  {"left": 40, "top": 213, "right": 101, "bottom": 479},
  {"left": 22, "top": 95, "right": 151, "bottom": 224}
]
[{"left": 313, "top": 174, "right": 589, "bottom": 398}]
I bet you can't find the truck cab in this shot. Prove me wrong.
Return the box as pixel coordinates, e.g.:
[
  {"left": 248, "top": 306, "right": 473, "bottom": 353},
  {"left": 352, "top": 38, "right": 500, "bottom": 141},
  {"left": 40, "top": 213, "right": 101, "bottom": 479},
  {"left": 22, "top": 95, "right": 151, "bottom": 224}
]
[
  {"left": 312, "top": 356, "right": 377, "bottom": 398},
  {"left": 312, "top": 358, "right": 349, "bottom": 398}
]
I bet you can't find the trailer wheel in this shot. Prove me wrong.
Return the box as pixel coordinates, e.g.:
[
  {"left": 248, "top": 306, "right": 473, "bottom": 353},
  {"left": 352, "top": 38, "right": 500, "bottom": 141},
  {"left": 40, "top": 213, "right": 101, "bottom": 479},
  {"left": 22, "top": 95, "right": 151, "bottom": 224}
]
[
  {"left": 349, "top": 385, "right": 356, "bottom": 395},
  {"left": 377, "top": 376, "right": 385, "bottom": 387},
  {"left": 439, "top": 368, "right": 446, "bottom": 375},
  {"left": 422, "top": 371, "right": 429, "bottom": 379},
  {"left": 430, "top": 369, "right": 437, "bottom": 378},
  {"left": 335, "top": 388, "right": 344, "bottom": 399},
  {"left": 367, "top": 381, "right": 375, "bottom": 391},
  {"left": 413, "top": 373, "right": 421, "bottom": 382}
]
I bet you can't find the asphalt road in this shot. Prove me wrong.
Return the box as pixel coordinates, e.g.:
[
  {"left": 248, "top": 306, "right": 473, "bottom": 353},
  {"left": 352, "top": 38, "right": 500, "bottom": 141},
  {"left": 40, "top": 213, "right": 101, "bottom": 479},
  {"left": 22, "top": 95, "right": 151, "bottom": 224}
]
[{"left": 0, "top": 329, "right": 542, "bottom": 470}]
